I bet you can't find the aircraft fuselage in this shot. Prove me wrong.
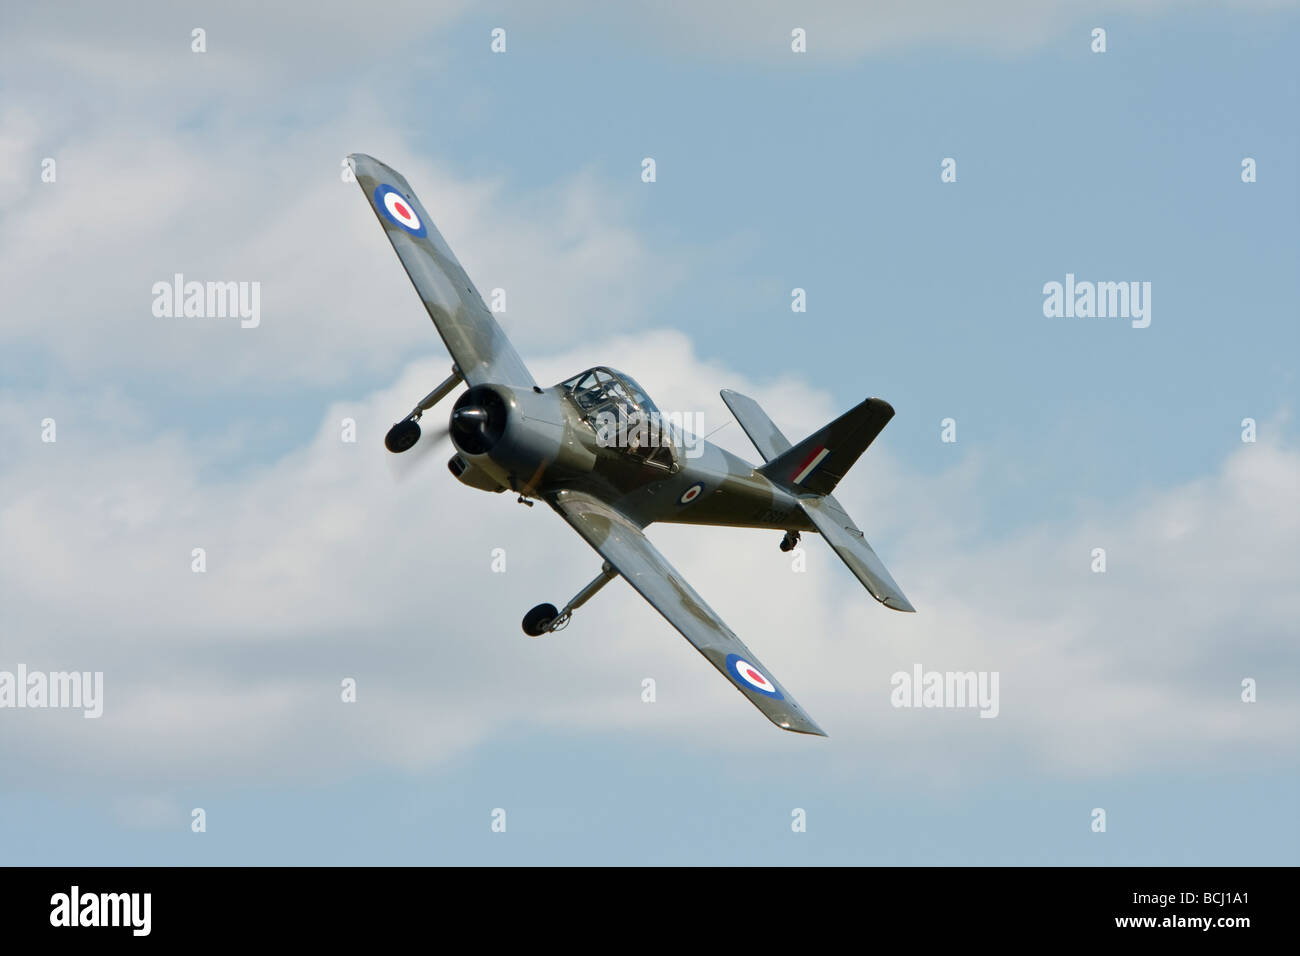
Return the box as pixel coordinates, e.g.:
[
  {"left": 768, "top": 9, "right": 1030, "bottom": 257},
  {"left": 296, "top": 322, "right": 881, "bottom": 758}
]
[{"left": 447, "top": 381, "right": 815, "bottom": 533}]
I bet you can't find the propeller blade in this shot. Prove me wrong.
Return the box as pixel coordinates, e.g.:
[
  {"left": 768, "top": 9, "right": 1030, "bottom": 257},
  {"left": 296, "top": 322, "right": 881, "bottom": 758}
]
[{"left": 384, "top": 422, "right": 451, "bottom": 483}]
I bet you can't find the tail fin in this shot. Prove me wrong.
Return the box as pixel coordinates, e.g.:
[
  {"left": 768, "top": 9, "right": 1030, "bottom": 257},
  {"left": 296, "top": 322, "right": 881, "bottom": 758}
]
[
  {"left": 754, "top": 397, "right": 894, "bottom": 496},
  {"left": 720, "top": 388, "right": 914, "bottom": 613}
]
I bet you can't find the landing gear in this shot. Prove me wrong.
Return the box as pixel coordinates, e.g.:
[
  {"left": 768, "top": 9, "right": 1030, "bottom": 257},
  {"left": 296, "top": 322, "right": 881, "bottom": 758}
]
[
  {"left": 522, "top": 562, "right": 616, "bottom": 637},
  {"left": 522, "top": 603, "right": 561, "bottom": 637},
  {"left": 384, "top": 365, "right": 463, "bottom": 454},
  {"left": 384, "top": 419, "right": 421, "bottom": 453},
  {"left": 779, "top": 530, "right": 801, "bottom": 552}
]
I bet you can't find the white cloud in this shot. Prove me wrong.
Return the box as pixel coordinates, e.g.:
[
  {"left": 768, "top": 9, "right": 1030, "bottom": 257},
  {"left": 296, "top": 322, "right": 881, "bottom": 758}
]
[
  {"left": 2, "top": 0, "right": 1295, "bottom": 802},
  {"left": 2, "top": 1, "right": 469, "bottom": 95},
  {"left": 0, "top": 105, "right": 685, "bottom": 388},
  {"left": 1, "top": 336, "right": 1295, "bottom": 792}
]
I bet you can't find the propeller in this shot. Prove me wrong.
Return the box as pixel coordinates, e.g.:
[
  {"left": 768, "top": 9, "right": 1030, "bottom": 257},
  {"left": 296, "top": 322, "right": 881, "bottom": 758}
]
[
  {"left": 453, "top": 406, "right": 488, "bottom": 425},
  {"left": 384, "top": 420, "right": 451, "bottom": 483},
  {"left": 449, "top": 389, "right": 507, "bottom": 455}
]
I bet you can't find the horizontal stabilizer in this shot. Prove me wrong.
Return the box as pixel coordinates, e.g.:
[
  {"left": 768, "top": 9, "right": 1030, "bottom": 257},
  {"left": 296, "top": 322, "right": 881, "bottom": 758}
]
[
  {"left": 800, "top": 496, "right": 914, "bottom": 612},
  {"left": 719, "top": 388, "right": 792, "bottom": 463},
  {"left": 720, "top": 388, "right": 914, "bottom": 612}
]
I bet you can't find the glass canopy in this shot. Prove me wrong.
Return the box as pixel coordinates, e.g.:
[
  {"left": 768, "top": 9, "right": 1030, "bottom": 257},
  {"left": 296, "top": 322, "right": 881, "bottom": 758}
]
[{"left": 558, "top": 367, "right": 675, "bottom": 469}]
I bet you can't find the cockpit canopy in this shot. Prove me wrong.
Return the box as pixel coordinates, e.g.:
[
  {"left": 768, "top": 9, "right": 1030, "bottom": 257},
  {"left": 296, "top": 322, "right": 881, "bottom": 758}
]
[
  {"left": 558, "top": 367, "right": 676, "bottom": 470},
  {"left": 560, "top": 367, "right": 658, "bottom": 417}
]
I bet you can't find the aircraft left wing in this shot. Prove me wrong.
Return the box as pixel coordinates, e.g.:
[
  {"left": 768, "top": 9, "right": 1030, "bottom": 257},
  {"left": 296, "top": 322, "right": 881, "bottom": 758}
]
[
  {"left": 547, "top": 489, "right": 827, "bottom": 736},
  {"left": 349, "top": 152, "right": 535, "bottom": 389}
]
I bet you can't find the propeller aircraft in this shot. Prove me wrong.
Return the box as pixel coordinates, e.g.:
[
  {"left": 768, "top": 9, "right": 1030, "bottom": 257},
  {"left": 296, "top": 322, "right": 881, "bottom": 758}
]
[{"left": 350, "top": 153, "right": 915, "bottom": 736}]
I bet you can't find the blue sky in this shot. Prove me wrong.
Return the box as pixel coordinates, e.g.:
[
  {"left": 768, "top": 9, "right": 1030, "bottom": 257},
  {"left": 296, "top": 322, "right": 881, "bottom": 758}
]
[{"left": 0, "top": 2, "right": 1296, "bottom": 865}]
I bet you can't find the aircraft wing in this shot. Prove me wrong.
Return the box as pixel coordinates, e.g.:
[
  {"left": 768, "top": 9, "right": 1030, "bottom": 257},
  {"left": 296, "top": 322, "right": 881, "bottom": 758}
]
[
  {"left": 349, "top": 153, "right": 535, "bottom": 389},
  {"left": 547, "top": 489, "right": 827, "bottom": 736}
]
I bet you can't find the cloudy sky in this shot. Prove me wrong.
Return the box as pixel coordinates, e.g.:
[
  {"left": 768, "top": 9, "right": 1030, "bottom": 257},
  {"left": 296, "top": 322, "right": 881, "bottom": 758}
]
[{"left": 1, "top": 1, "right": 1296, "bottom": 864}]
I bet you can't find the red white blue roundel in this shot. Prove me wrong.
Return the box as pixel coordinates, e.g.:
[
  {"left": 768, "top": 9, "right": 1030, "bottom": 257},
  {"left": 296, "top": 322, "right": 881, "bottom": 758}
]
[
  {"left": 374, "top": 184, "right": 427, "bottom": 237},
  {"left": 725, "top": 654, "right": 783, "bottom": 699},
  {"left": 677, "top": 482, "right": 704, "bottom": 505}
]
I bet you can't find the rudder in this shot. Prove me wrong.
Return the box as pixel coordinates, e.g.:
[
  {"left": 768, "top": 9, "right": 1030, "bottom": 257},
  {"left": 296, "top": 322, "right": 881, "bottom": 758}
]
[{"left": 755, "top": 397, "right": 894, "bottom": 495}]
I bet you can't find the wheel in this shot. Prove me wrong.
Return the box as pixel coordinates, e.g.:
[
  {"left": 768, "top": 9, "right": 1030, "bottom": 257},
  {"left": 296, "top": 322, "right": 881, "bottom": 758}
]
[
  {"left": 779, "top": 531, "right": 800, "bottom": 552},
  {"left": 385, "top": 419, "right": 421, "bottom": 453},
  {"left": 522, "top": 603, "right": 559, "bottom": 637}
]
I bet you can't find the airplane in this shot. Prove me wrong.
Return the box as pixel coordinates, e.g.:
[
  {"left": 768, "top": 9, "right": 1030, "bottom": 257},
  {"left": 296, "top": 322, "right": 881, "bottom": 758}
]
[{"left": 349, "top": 153, "right": 914, "bottom": 736}]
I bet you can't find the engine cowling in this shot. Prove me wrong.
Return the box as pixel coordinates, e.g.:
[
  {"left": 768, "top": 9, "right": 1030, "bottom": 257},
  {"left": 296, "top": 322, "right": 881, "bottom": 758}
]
[
  {"left": 447, "top": 384, "right": 568, "bottom": 489},
  {"left": 450, "top": 385, "right": 509, "bottom": 455},
  {"left": 447, "top": 454, "right": 506, "bottom": 492}
]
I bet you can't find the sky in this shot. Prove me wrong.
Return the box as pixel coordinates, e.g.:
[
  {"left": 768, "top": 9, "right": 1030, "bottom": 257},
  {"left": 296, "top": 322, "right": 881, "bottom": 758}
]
[{"left": 0, "top": 1, "right": 1296, "bottom": 865}]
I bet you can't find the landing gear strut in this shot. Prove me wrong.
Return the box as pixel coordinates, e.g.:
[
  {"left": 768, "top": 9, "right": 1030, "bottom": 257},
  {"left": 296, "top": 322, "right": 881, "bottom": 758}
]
[
  {"left": 779, "top": 530, "right": 801, "bottom": 552},
  {"left": 522, "top": 562, "right": 616, "bottom": 636},
  {"left": 384, "top": 366, "right": 462, "bottom": 453}
]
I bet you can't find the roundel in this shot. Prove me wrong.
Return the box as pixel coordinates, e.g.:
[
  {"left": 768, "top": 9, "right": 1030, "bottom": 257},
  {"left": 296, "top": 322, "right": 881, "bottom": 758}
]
[
  {"left": 677, "top": 482, "right": 704, "bottom": 505},
  {"left": 725, "top": 654, "right": 783, "bottom": 699},
  {"left": 374, "top": 184, "right": 428, "bottom": 237}
]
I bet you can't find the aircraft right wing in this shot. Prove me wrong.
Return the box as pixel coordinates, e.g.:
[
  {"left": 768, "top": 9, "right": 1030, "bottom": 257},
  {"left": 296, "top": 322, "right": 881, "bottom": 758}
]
[
  {"left": 349, "top": 152, "right": 535, "bottom": 389},
  {"left": 547, "top": 489, "right": 827, "bottom": 736}
]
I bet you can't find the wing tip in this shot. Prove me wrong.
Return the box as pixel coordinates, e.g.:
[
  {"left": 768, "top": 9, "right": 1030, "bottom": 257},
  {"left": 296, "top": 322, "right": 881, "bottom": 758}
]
[
  {"left": 348, "top": 152, "right": 396, "bottom": 179},
  {"left": 883, "top": 595, "right": 917, "bottom": 613},
  {"left": 784, "top": 724, "right": 829, "bottom": 738},
  {"left": 773, "top": 712, "right": 829, "bottom": 737}
]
